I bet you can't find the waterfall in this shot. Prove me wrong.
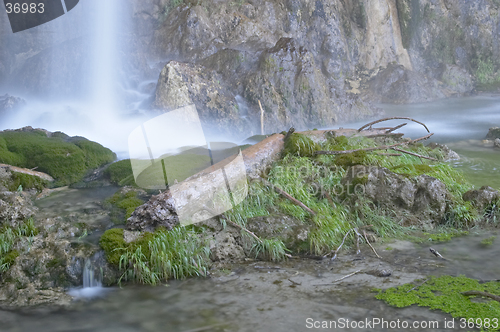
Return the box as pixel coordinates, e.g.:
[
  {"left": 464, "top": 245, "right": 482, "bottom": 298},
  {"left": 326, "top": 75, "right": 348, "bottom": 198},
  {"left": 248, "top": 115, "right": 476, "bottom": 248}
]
[
  {"left": 68, "top": 252, "right": 107, "bottom": 299},
  {"left": 82, "top": 257, "right": 102, "bottom": 289}
]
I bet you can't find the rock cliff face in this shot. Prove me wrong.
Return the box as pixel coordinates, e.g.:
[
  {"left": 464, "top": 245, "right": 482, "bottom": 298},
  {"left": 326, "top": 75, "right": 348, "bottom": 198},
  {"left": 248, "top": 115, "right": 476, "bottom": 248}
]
[{"left": 1, "top": 0, "right": 499, "bottom": 133}]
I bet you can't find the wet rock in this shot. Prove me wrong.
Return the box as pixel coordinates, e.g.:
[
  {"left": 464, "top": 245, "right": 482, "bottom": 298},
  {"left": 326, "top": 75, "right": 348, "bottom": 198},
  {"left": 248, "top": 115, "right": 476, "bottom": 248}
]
[
  {"left": 0, "top": 191, "right": 37, "bottom": 228},
  {"left": 486, "top": 127, "right": 500, "bottom": 140},
  {"left": 126, "top": 191, "right": 179, "bottom": 232},
  {"left": 245, "top": 214, "right": 310, "bottom": 249},
  {"left": 494, "top": 138, "right": 500, "bottom": 148},
  {"left": 207, "top": 228, "right": 245, "bottom": 262},
  {"left": 342, "top": 165, "right": 450, "bottom": 228},
  {"left": 365, "top": 63, "right": 447, "bottom": 104},
  {"left": 433, "top": 64, "right": 474, "bottom": 96},
  {"left": 427, "top": 143, "right": 460, "bottom": 161},
  {"left": 152, "top": 61, "right": 243, "bottom": 135},
  {"left": 463, "top": 186, "right": 500, "bottom": 209}
]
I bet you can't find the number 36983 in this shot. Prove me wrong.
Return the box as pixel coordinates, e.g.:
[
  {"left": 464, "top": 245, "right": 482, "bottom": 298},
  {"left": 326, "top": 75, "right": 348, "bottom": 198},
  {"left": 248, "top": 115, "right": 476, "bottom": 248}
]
[{"left": 5, "top": 2, "right": 45, "bottom": 14}]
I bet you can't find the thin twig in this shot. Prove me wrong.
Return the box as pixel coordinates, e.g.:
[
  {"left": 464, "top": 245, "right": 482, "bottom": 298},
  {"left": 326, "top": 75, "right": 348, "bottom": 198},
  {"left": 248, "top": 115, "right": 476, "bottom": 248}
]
[
  {"left": 363, "top": 230, "right": 381, "bottom": 258},
  {"left": 392, "top": 147, "right": 438, "bottom": 161},
  {"left": 364, "top": 133, "right": 405, "bottom": 139},
  {"left": 315, "top": 133, "right": 434, "bottom": 155},
  {"left": 314, "top": 270, "right": 362, "bottom": 286},
  {"left": 386, "top": 123, "right": 408, "bottom": 133},
  {"left": 377, "top": 153, "right": 402, "bottom": 156},
  {"left": 358, "top": 117, "right": 430, "bottom": 133},
  {"left": 407, "top": 279, "right": 427, "bottom": 293},
  {"left": 288, "top": 278, "right": 302, "bottom": 286},
  {"left": 221, "top": 214, "right": 262, "bottom": 243},
  {"left": 354, "top": 228, "right": 361, "bottom": 255},
  {"left": 326, "top": 229, "right": 353, "bottom": 260},
  {"left": 462, "top": 291, "right": 500, "bottom": 303},
  {"left": 259, "top": 178, "right": 316, "bottom": 215}
]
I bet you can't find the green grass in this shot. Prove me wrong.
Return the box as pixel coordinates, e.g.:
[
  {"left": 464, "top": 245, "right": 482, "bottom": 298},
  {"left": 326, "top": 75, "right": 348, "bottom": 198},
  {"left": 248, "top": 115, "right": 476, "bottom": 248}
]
[
  {"left": 222, "top": 134, "right": 479, "bottom": 256},
  {"left": 376, "top": 275, "right": 500, "bottom": 331},
  {"left": 100, "top": 226, "right": 210, "bottom": 285},
  {"left": 0, "top": 130, "right": 115, "bottom": 186},
  {"left": 0, "top": 218, "right": 38, "bottom": 273}
]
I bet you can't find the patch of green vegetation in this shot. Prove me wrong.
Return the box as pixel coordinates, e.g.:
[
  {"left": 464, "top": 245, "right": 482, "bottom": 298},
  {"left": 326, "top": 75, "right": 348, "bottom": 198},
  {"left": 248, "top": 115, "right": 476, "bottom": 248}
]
[
  {"left": 104, "top": 191, "right": 145, "bottom": 223},
  {"left": 420, "top": 229, "right": 469, "bottom": 243},
  {"left": 0, "top": 131, "right": 115, "bottom": 186},
  {"left": 376, "top": 275, "right": 500, "bottom": 331},
  {"left": 481, "top": 236, "right": 496, "bottom": 246},
  {"left": 0, "top": 218, "right": 38, "bottom": 273},
  {"left": 474, "top": 56, "right": 500, "bottom": 86},
  {"left": 100, "top": 226, "right": 210, "bottom": 284},
  {"left": 250, "top": 238, "right": 289, "bottom": 262},
  {"left": 8, "top": 172, "right": 48, "bottom": 192},
  {"left": 283, "top": 133, "right": 320, "bottom": 158}
]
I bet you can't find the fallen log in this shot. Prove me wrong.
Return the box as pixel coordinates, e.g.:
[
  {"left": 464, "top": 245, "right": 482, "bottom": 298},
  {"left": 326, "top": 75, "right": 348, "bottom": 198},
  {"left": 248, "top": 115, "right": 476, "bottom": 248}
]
[{"left": 126, "top": 127, "right": 427, "bottom": 231}]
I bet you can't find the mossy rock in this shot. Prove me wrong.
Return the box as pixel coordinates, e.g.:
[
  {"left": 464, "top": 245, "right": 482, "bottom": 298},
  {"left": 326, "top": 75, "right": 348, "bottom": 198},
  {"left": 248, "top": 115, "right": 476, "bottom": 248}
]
[
  {"left": 335, "top": 151, "right": 368, "bottom": 167},
  {"left": 283, "top": 133, "right": 319, "bottom": 158},
  {"left": 105, "top": 190, "right": 145, "bottom": 224},
  {"left": 0, "top": 130, "right": 116, "bottom": 186},
  {"left": 8, "top": 173, "right": 48, "bottom": 192}
]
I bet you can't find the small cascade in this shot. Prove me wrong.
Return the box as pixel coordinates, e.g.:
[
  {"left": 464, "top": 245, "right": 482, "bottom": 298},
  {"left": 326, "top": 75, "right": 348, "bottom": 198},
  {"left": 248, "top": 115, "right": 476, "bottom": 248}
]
[
  {"left": 68, "top": 252, "right": 107, "bottom": 299},
  {"left": 82, "top": 257, "right": 102, "bottom": 289}
]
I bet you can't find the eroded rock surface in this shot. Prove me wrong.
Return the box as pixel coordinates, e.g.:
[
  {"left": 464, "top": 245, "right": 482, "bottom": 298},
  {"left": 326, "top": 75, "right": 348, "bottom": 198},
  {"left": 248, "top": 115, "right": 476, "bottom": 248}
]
[
  {"left": 463, "top": 186, "right": 500, "bottom": 209},
  {"left": 342, "top": 165, "right": 451, "bottom": 228}
]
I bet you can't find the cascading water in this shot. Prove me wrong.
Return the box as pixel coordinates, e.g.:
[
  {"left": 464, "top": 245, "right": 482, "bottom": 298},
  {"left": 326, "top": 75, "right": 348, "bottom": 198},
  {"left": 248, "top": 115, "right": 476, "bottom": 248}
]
[
  {"left": 82, "top": 258, "right": 102, "bottom": 289},
  {"left": 68, "top": 252, "right": 107, "bottom": 299},
  {"left": 0, "top": 0, "right": 151, "bottom": 157}
]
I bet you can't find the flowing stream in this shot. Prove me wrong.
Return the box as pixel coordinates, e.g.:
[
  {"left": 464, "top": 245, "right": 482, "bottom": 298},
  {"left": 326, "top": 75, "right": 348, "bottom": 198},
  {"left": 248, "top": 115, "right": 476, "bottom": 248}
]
[{"left": 0, "top": 96, "right": 497, "bottom": 332}]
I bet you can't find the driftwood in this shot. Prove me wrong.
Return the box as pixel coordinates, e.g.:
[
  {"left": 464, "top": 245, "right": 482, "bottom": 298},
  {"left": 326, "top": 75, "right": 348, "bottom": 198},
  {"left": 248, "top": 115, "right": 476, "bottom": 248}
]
[
  {"left": 392, "top": 147, "right": 438, "bottom": 161},
  {"left": 315, "top": 133, "right": 434, "bottom": 155},
  {"left": 461, "top": 291, "right": 500, "bottom": 303},
  {"left": 365, "top": 133, "right": 405, "bottom": 139},
  {"left": 358, "top": 117, "right": 430, "bottom": 133},
  {"left": 386, "top": 123, "right": 407, "bottom": 133},
  {"left": 363, "top": 230, "right": 381, "bottom": 258},
  {"left": 314, "top": 269, "right": 362, "bottom": 286},
  {"left": 259, "top": 178, "right": 316, "bottom": 215}
]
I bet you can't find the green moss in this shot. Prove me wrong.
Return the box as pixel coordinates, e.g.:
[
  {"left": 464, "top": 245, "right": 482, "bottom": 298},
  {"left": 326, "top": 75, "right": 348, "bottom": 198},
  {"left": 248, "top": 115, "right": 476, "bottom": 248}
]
[
  {"left": 2, "top": 250, "right": 19, "bottom": 266},
  {"left": 99, "top": 228, "right": 126, "bottom": 265},
  {"left": 335, "top": 151, "right": 368, "bottom": 167},
  {"left": 481, "top": 236, "right": 496, "bottom": 246},
  {"left": 283, "top": 133, "right": 319, "bottom": 158},
  {"left": 105, "top": 191, "right": 145, "bottom": 224},
  {"left": 8, "top": 173, "right": 48, "bottom": 192},
  {"left": 104, "top": 159, "right": 136, "bottom": 186},
  {"left": 377, "top": 275, "right": 500, "bottom": 330},
  {"left": 0, "top": 131, "right": 116, "bottom": 186}
]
